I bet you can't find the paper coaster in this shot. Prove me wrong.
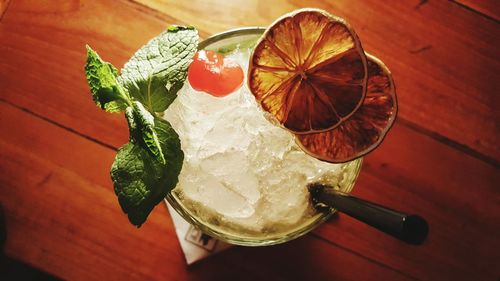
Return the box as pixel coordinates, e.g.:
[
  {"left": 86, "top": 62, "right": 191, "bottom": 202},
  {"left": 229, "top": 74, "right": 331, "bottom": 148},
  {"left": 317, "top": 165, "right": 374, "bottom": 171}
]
[{"left": 165, "top": 201, "right": 233, "bottom": 265}]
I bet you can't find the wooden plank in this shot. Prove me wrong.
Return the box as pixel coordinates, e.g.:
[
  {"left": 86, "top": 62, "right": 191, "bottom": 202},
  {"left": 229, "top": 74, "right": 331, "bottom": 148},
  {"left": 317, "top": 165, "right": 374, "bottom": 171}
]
[
  {"left": 0, "top": 101, "right": 414, "bottom": 281},
  {"left": 313, "top": 123, "right": 500, "bottom": 281},
  {"left": 218, "top": 236, "right": 415, "bottom": 281},
  {"left": 0, "top": 0, "right": 11, "bottom": 20},
  {"left": 0, "top": 0, "right": 209, "bottom": 150},
  {"left": 1, "top": 0, "right": 498, "bottom": 161},
  {"left": 131, "top": 0, "right": 500, "bottom": 162},
  {"left": 454, "top": 0, "right": 500, "bottom": 22}
]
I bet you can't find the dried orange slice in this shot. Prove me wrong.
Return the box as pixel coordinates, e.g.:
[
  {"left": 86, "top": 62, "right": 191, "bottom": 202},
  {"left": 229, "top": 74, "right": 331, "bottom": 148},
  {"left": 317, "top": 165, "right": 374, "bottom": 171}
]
[
  {"left": 295, "top": 53, "right": 397, "bottom": 163},
  {"left": 248, "top": 8, "right": 368, "bottom": 134}
]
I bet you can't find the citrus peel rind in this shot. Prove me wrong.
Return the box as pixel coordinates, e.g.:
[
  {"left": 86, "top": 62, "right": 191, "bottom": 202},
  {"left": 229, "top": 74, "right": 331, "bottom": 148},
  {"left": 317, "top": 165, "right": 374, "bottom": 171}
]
[
  {"left": 295, "top": 53, "right": 397, "bottom": 163},
  {"left": 248, "top": 8, "right": 368, "bottom": 134}
]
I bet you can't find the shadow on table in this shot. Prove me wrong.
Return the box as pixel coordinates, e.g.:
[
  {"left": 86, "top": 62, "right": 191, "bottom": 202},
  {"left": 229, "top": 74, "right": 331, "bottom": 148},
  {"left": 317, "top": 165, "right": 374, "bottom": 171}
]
[
  {"left": 0, "top": 205, "right": 60, "bottom": 281},
  {"left": 1, "top": 256, "right": 61, "bottom": 281}
]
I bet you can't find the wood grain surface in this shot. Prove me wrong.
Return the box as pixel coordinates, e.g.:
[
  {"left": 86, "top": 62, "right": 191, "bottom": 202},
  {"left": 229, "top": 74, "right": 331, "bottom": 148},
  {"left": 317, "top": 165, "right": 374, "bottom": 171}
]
[
  {"left": 0, "top": 0, "right": 498, "bottom": 280},
  {"left": 454, "top": 0, "right": 500, "bottom": 21}
]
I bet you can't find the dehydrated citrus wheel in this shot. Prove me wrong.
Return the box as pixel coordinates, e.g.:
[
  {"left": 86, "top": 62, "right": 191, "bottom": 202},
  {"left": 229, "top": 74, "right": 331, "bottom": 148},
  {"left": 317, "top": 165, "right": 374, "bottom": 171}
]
[
  {"left": 295, "top": 53, "right": 397, "bottom": 163},
  {"left": 248, "top": 8, "right": 368, "bottom": 134}
]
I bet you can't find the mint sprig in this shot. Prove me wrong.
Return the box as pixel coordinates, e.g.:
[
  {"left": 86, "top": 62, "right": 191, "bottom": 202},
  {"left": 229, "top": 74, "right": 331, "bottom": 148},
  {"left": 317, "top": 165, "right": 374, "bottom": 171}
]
[{"left": 84, "top": 26, "right": 198, "bottom": 227}]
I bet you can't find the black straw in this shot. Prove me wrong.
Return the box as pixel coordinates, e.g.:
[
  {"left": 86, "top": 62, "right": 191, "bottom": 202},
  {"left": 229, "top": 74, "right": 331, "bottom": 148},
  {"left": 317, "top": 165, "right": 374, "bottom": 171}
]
[{"left": 308, "top": 183, "right": 429, "bottom": 245}]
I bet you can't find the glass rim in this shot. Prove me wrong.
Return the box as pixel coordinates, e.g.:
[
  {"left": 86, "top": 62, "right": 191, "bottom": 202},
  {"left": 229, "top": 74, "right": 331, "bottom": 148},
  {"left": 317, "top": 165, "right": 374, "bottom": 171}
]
[
  {"left": 164, "top": 27, "right": 364, "bottom": 246},
  {"left": 197, "top": 26, "right": 267, "bottom": 50}
]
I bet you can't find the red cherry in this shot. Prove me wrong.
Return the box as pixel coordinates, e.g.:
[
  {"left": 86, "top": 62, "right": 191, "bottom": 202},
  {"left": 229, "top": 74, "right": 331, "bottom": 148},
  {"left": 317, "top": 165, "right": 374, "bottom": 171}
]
[{"left": 187, "top": 50, "right": 244, "bottom": 97}]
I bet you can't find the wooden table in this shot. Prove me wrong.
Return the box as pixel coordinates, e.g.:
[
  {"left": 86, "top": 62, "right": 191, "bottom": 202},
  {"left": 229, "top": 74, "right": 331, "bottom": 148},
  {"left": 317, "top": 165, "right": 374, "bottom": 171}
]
[{"left": 0, "top": 0, "right": 498, "bottom": 280}]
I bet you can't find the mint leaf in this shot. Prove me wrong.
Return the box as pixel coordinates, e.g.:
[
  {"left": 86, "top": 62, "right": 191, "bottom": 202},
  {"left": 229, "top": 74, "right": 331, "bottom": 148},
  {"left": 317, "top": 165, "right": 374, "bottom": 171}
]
[
  {"left": 118, "top": 26, "right": 198, "bottom": 112},
  {"left": 111, "top": 117, "right": 183, "bottom": 227},
  {"left": 85, "top": 45, "right": 131, "bottom": 112},
  {"left": 125, "top": 101, "right": 165, "bottom": 164}
]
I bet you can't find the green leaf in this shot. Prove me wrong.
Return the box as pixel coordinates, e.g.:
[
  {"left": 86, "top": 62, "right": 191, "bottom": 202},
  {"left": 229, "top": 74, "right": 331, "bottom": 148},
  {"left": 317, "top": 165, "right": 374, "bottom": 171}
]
[
  {"left": 125, "top": 101, "right": 165, "bottom": 164},
  {"left": 118, "top": 26, "right": 198, "bottom": 112},
  {"left": 111, "top": 118, "right": 183, "bottom": 227},
  {"left": 84, "top": 45, "right": 130, "bottom": 112}
]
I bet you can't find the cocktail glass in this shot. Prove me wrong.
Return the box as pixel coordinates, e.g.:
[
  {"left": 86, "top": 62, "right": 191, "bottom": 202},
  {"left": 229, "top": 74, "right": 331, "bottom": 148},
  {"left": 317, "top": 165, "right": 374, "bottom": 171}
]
[{"left": 164, "top": 28, "right": 362, "bottom": 246}]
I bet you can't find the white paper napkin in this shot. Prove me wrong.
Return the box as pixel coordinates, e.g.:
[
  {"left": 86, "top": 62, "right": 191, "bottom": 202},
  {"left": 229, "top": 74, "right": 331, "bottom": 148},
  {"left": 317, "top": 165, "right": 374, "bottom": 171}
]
[{"left": 165, "top": 202, "right": 233, "bottom": 265}]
